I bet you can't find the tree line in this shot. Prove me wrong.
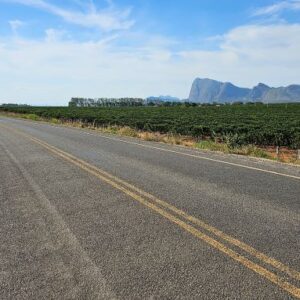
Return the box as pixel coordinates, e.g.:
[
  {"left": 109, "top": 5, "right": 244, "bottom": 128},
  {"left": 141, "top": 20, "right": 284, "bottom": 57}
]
[{"left": 69, "top": 98, "right": 145, "bottom": 107}]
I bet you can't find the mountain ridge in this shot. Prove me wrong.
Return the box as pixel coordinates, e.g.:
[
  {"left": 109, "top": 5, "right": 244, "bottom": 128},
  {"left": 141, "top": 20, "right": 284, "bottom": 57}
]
[
  {"left": 189, "top": 78, "right": 300, "bottom": 103},
  {"left": 146, "top": 95, "right": 180, "bottom": 103}
]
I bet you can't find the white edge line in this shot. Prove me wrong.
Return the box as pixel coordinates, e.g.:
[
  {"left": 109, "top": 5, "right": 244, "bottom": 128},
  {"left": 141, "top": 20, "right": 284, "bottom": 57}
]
[
  {"left": 81, "top": 132, "right": 300, "bottom": 180},
  {"left": 1, "top": 117, "right": 300, "bottom": 180}
]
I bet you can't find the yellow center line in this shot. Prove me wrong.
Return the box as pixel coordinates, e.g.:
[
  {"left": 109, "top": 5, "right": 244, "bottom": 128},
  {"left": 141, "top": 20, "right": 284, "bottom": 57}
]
[
  {"left": 1, "top": 124, "right": 300, "bottom": 299},
  {"left": 20, "top": 130, "right": 300, "bottom": 282}
]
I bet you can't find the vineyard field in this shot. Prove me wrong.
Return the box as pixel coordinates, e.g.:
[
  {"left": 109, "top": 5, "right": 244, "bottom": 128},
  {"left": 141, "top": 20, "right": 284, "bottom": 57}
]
[{"left": 1, "top": 104, "right": 299, "bottom": 148}]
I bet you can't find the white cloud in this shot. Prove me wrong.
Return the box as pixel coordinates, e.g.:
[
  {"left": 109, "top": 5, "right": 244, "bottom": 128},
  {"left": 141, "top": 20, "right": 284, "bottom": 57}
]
[
  {"left": 9, "top": 19, "right": 25, "bottom": 34},
  {"left": 44, "top": 28, "right": 67, "bottom": 42},
  {"left": 181, "top": 23, "right": 300, "bottom": 84},
  {"left": 6, "top": 0, "right": 134, "bottom": 31},
  {"left": 0, "top": 23, "right": 300, "bottom": 105},
  {"left": 222, "top": 24, "right": 300, "bottom": 55},
  {"left": 254, "top": 0, "right": 300, "bottom": 16}
]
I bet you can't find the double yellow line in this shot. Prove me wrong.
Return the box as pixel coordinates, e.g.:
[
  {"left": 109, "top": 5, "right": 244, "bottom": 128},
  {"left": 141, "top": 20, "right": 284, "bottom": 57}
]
[{"left": 2, "top": 124, "right": 300, "bottom": 298}]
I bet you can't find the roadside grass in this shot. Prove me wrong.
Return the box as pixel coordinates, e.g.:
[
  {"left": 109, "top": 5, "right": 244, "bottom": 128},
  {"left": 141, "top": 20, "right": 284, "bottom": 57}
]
[
  {"left": 9, "top": 113, "right": 42, "bottom": 121},
  {"left": 1, "top": 111, "right": 298, "bottom": 164},
  {"left": 112, "top": 126, "right": 138, "bottom": 137},
  {"left": 50, "top": 117, "right": 61, "bottom": 124},
  {"left": 196, "top": 140, "right": 272, "bottom": 159},
  {"left": 196, "top": 140, "right": 230, "bottom": 153},
  {"left": 25, "top": 114, "right": 40, "bottom": 121}
]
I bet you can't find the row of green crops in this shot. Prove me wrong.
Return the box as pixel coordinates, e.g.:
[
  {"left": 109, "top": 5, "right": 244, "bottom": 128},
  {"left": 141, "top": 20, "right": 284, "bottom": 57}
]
[{"left": 1, "top": 104, "right": 299, "bottom": 148}]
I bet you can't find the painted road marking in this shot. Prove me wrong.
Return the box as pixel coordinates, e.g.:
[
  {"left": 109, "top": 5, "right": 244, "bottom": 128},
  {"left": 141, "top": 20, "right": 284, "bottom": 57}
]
[
  {"left": 27, "top": 133, "right": 300, "bottom": 281},
  {"left": 2, "top": 116, "right": 299, "bottom": 180},
  {"left": 81, "top": 132, "right": 300, "bottom": 180},
  {"left": 2, "top": 124, "right": 300, "bottom": 299}
]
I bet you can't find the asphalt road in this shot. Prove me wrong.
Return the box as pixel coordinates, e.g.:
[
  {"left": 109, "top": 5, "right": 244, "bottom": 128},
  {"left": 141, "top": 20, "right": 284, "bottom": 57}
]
[{"left": 0, "top": 116, "right": 299, "bottom": 299}]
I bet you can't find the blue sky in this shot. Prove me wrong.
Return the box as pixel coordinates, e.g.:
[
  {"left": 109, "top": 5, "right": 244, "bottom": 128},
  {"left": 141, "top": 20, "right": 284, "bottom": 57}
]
[{"left": 1, "top": 0, "right": 300, "bottom": 105}]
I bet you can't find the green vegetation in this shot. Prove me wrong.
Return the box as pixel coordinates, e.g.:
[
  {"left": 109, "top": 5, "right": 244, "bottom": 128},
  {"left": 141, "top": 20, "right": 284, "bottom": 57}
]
[
  {"left": 1, "top": 103, "right": 299, "bottom": 148},
  {"left": 196, "top": 141, "right": 271, "bottom": 158},
  {"left": 69, "top": 97, "right": 145, "bottom": 107}
]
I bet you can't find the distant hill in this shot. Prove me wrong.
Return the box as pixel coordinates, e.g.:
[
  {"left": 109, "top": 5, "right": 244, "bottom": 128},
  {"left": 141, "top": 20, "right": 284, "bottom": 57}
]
[
  {"left": 146, "top": 95, "right": 180, "bottom": 103},
  {"left": 189, "top": 78, "right": 300, "bottom": 103}
]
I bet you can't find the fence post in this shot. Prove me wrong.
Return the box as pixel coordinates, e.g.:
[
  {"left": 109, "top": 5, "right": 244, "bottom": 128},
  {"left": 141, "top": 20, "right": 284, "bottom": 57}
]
[
  {"left": 297, "top": 149, "right": 300, "bottom": 160},
  {"left": 276, "top": 146, "right": 279, "bottom": 160}
]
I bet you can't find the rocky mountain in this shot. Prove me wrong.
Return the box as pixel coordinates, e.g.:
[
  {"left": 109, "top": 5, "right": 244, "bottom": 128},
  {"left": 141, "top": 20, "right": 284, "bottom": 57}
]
[
  {"left": 146, "top": 95, "right": 180, "bottom": 102},
  {"left": 189, "top": 78, "right": 300, "bottom": 103}
]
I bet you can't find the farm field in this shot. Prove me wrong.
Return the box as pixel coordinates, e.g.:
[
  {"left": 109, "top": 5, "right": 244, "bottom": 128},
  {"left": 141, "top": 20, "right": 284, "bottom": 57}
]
[{"left": 1, "top": 103, "right": 299, "bottom": 149}]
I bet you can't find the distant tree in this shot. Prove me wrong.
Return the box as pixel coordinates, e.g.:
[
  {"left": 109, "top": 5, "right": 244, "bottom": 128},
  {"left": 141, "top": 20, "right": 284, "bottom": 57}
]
[
  {"left": 69, "top": 97, "right": 145, "bottom": 107},
  {"left": 0, "top": 103, "right": 30, "bottom": 107}
]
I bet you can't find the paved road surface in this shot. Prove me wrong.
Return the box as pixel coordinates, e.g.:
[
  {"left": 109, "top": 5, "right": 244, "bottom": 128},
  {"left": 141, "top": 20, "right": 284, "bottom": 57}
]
[{"left": 0, "top": 116, "right": 299, "bottom": 299}]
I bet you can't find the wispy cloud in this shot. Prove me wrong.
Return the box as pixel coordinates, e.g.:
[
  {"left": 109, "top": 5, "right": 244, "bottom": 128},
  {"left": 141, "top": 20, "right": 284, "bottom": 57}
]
[
  {"left": 9, "top": 19, "right": 25, "bottom": 34},
  {"left": 254, "top": 0, "right": 300, "bottom": 16},
  {"left": 1, "top": 1, "right": 300, "bottom": 104},
  {"left": 1, "top": 22, "right": 300, "bottom": 105},
  {"left": 6, "top": 0, "right": 135, "bottom": 31}
]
